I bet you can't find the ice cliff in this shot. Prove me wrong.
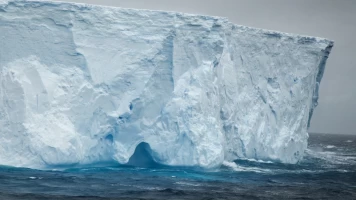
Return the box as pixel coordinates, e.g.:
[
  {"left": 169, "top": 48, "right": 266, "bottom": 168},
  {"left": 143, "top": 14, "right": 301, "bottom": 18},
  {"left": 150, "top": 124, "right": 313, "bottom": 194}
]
[{"left": 0, "top": 0, "right": 333, "bottom": 169}]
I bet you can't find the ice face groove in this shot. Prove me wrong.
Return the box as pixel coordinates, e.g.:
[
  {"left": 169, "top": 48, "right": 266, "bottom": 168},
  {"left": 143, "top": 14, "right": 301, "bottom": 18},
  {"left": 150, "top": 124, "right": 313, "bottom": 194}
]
[{"left": 0, "top": 0, "right": 333, "bottom": 169}]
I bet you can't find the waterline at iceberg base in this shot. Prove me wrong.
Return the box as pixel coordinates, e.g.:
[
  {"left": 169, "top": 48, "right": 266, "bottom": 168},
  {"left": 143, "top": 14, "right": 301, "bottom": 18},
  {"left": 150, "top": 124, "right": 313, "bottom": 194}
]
[{"left": 0, "top": 0, "right": 333, "bottom": 169}]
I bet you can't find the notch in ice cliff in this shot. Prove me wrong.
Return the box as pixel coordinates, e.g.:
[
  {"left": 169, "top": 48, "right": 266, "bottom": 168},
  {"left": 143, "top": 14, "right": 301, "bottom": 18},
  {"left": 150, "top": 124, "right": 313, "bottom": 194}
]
[{"left": 0, "top": 0, "right": 333, "bottom": 169}]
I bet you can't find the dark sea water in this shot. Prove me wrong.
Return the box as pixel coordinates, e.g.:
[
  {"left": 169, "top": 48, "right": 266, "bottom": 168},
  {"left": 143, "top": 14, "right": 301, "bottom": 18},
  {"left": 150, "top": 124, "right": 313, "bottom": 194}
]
[{"left": 0, "top": 133, "right": 355, "bottom": 200}]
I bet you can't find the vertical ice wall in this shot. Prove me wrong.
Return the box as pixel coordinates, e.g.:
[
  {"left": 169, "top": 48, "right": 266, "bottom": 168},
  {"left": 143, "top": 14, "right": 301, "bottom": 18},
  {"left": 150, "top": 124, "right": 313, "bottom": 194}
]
[{"left": 0, "top": 0, "right": 333, "bottom": 169}]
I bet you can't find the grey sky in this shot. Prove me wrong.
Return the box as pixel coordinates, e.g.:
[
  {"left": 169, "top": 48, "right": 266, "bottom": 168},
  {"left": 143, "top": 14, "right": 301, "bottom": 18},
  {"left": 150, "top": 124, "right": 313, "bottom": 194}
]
[{"left": 56, "top": 0, "right": 356, "bottom": 135}]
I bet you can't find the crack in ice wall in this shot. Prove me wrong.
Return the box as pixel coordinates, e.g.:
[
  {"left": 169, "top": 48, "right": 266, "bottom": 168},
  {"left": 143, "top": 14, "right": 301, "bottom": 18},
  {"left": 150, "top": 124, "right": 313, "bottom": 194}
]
[{"left": 0, "top": 0, "right": 333, "bottom": 169}]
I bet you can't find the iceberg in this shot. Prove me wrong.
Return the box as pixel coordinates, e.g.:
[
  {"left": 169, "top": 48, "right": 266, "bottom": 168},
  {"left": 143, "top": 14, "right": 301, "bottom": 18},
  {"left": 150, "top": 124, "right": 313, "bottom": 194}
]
[{"left": 0, "top": 0, "right": 333, "bottom": 169}]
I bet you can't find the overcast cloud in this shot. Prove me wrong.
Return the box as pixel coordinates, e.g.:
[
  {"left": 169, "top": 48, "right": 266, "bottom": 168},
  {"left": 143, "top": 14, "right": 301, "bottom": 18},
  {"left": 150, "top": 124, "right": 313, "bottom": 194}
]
[{"left": 56, "top": 0, "right": 356, "bottom": 135}]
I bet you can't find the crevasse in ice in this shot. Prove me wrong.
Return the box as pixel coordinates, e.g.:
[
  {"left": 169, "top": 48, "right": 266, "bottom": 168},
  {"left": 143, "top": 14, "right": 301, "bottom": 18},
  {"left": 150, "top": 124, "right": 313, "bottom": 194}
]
[{"left": 0, "top": 0, "right": 333, "bottom": 169}]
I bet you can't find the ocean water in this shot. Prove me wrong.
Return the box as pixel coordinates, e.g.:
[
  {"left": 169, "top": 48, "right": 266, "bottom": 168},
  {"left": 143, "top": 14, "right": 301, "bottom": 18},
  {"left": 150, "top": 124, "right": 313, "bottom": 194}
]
[{"left": 0, "top": 133, "right": 355, "bottom": 200}]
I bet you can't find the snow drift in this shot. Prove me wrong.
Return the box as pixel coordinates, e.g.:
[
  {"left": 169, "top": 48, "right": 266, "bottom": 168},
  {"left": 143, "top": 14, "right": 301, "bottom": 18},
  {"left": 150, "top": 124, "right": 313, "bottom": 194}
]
[{"left": 0, "top": 0, "right": 333, "bottom": 169}]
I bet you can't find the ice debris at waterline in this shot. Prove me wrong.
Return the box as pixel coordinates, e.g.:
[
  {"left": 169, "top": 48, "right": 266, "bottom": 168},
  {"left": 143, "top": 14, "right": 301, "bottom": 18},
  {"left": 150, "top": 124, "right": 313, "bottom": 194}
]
[{"left": 0, "top": 0, "right": 333, "bottom": 169}]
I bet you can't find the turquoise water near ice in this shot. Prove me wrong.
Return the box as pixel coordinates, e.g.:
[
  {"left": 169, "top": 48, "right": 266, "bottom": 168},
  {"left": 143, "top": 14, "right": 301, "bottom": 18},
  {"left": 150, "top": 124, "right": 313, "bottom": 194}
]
[{"left": 0, "top": 133, "right": 355, "bottom": 199}]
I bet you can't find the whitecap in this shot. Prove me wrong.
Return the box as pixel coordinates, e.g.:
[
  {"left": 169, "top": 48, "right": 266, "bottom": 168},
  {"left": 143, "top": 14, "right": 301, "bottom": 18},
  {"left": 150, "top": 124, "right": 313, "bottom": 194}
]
[
  {"left": 175, "top": 182, "right": 201, "bottom": 187},
  {"left": 222, "top": 161, "right": 271, "bottom": 173}
]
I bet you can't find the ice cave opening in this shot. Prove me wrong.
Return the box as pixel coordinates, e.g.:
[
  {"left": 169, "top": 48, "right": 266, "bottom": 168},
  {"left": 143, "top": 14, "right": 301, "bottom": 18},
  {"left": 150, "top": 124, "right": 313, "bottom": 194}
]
[{"left": 127, "top": 142, "right": 159, "bottom": 168}]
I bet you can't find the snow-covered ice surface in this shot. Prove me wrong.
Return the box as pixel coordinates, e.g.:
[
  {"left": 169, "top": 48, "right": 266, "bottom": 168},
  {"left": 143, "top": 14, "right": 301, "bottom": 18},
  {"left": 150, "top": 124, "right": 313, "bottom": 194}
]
[{"left": 0, "top": 0, "right": 333, "bottom": 169}]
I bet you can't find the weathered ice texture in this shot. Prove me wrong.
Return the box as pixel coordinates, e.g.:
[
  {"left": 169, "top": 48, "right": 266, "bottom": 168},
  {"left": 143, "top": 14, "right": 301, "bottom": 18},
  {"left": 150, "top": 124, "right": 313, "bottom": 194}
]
[{"left": 0, "top": 0, "right": 333, "bottom": 169}]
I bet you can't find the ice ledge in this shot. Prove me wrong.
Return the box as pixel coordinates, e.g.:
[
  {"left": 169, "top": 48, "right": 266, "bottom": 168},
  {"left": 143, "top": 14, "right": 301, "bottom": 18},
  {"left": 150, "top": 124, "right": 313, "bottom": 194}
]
[{"left": 1, "top": 0, "right": 334, "bottom": 43}]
